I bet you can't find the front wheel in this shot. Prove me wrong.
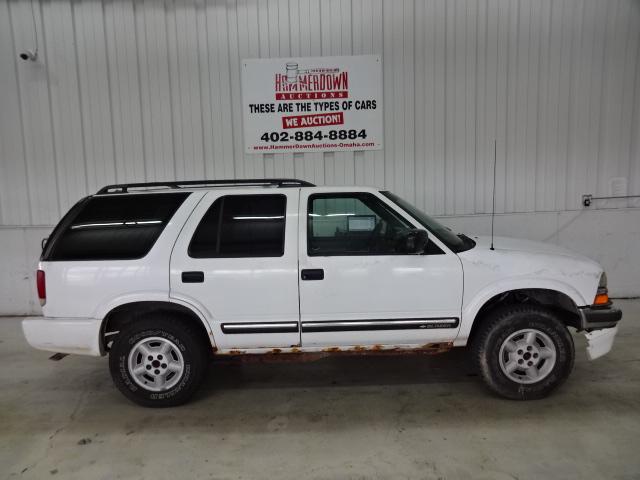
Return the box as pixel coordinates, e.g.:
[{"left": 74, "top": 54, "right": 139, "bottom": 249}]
[
  {"left": 108, "top": 316, "right": 209, "bottom": 407},
  {"left": 472, "top": 305, "right": 575, "bottom": 400}
]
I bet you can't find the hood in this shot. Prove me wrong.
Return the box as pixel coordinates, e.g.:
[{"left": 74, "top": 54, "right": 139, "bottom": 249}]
[{"left": 469, "top": 235, "right": 597, "bottom": 263}]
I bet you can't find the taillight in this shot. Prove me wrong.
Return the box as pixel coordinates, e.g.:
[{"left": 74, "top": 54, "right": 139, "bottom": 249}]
[{"left": 36, "top": 270, "right": 46, "bottom": 306}]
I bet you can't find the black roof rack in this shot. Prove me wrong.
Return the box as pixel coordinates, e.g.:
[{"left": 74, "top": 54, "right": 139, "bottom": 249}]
[{"left": 96, "top": 178, "right": 315, "bottom": 194}]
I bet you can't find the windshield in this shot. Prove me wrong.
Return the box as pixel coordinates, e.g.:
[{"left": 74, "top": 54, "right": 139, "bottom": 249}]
[{"left": 381, "top": 191, "right": 475, "bottom": 253}]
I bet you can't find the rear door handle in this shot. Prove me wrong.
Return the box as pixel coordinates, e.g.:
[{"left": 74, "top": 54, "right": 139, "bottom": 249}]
[
  {"left": 182, "top": 271, "right": 204, "bottom": 283},
  {"left": 301, "top": 269, "right": 324, "bottom": 281}
]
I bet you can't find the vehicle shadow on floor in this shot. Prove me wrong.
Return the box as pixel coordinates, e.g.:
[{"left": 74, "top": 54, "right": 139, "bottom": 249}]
[{"left": 202, "top": 347, "right": 476, "bottom": 392}]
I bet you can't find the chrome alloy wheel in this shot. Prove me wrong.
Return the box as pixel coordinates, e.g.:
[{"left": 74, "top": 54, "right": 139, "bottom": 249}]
[
  {"left": 127, "top": 337, "right": 184, "bottom": 392},
  {"left": 498, "top": 329, "right": 557, "bottom": 384}
]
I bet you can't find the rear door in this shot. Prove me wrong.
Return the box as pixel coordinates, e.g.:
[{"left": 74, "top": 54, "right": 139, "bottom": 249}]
[{"left": 170, "top": 189, "right": 300, "bottom": 350}]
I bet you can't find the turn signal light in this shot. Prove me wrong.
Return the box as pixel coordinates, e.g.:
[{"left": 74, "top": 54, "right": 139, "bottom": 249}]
[
  {"left": 593, "top": 288, "right": 609, "bottom": 306},
  {"left": 36, "top": 269, "right": 46, "bottom": 306}
]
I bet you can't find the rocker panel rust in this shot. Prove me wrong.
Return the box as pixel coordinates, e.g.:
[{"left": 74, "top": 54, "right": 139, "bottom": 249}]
[{"left": 214, "top": 342, "right": 453, "bottom": 362}]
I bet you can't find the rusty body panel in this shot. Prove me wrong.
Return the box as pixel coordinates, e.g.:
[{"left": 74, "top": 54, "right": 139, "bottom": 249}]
[{"left": 213, "top": 342, "right": 453, "bottom": 363}]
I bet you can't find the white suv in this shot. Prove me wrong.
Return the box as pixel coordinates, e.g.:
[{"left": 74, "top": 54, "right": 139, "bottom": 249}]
[{"left": 23, "top": 179, "right": 622, "bottom": 407}]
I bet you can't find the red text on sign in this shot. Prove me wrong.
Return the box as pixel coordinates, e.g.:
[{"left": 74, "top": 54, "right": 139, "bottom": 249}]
[{"left": 281, "top": 112, "right": 345, "bottom": 129}]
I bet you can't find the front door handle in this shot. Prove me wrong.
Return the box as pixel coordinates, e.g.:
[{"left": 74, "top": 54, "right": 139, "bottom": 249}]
[
  {"left": 301, "top": 269, "right": 324, "bottom": 281},
  {"left": 182, "top": 271, "right": 204, "bottom": 283}
]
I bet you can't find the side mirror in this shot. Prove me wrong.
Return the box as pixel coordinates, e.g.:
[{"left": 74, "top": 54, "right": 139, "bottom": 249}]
[
  {"left": 41, "top": 237, "right": 48, "bottom": 251},
  {"left": 400, "top": 229, "right": 428, "bottom": 254}
]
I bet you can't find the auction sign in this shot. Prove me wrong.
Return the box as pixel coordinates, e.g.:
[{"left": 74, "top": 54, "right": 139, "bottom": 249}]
[{"left": 241, "top": 55, "right": 383, "bottom": 154}]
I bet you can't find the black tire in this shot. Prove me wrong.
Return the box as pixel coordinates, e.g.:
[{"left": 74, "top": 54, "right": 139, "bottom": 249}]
[
  {"left": 472, "top": 304, "right": 574, "bottom": 400},
  {"left": 108, "top": 315, "right": 209, "bottom": 407}
]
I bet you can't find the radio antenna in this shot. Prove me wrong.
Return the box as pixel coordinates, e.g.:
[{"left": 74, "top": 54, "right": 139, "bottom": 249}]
[{"left": 490, "top": 139, "right": 497, "bottom": 251}]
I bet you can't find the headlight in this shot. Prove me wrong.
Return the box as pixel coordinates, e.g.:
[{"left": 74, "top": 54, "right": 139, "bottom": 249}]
[{"left": 599, "top": 272, "right": 608, "bottom": 289}]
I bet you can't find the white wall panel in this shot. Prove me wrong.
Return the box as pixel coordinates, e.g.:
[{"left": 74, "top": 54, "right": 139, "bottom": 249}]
[
  {"left": 42, "top": 0, "right": 87, "bottom": 210},
  {"left": 73, "top": 0, "right": 117, "bottom": 193},
  {"left": 7, "top": 0, "right": 61, "bottom": 224},
  {"left": 0, "top": 0, "right": 31, "bottom": 225},
  {"left": 1, "top": 0, "right": 640, "bottom": 313},
  {"left": 1, "top": 0, "right": 639, "bottom": 222}
]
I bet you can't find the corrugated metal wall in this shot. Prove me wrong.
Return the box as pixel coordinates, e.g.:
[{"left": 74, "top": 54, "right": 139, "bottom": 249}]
[{"left": 1, "top": 0, "right": 639, "bottom": 227}]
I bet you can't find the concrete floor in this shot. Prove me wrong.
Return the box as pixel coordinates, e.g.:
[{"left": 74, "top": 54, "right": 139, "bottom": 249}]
[{"left": 1, "top": 301, "right": 639, "bottom": 480}]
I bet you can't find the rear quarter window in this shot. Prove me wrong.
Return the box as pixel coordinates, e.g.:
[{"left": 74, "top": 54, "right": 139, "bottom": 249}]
[{"left": 43, "top": 192, "right": 190, "bottom": 261}]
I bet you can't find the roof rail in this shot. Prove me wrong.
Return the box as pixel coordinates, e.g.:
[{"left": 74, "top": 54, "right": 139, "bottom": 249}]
[{"left": 96, "top": 178, "right": 315, "bottom": 194}]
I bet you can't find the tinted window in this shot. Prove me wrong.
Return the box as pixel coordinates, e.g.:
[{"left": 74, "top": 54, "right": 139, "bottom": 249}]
[
  {"left": 189, "top": 195, "right": 286, "bottom": 258},
  {"left": 308, "top": 193, "right": 417, "bottom": 256},
  {"left": 46, "top": 192, "right": 189, "bottom": 261}
]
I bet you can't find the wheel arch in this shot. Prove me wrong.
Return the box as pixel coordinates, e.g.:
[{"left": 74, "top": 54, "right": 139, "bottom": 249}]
[
  {"left": 460, "top": 284, "right": 584, "bottom": 347},
  {"left": 100, "top": 300, "right": 216, "bottom": 354}
]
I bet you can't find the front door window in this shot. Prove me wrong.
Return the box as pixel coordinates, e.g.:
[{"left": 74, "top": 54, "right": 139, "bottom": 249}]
[{"left": 307, "top": 193, "right": 413, "bottom": 256}]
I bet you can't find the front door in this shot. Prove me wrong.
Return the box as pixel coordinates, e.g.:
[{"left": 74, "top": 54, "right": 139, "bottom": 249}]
[
  {"left": 170, "top": 189, "right": 300, "bottom": 350},
  {"left": 298, "top": 189, "right": 463, "bottom": 348}
]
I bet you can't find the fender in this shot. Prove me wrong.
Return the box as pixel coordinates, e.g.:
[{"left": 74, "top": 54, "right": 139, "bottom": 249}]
[
  {"left": 95, "top": 291, "right": 171, "bottom": 320},
  {"left": 168, "top": 297, "right": 218, "bottom": 349},
  {"left": 167, "top": 292, "right": 215, "bottom": 327},
  {"left": 455, "top": 277, "right": 587, "bottom": 346},
  {"left": 95, "top": 292, "right": 217, "bottom": 348}
]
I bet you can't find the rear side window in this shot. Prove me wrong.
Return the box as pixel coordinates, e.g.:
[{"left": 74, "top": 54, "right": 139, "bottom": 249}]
[
  {"left": 189, "top": 194, "right": 286, "bottom": 258},
  {"left": 44, "top": 192, "right": 190, "bottom": 261}
]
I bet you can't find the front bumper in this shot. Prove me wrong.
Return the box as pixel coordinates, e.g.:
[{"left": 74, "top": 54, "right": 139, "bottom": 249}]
[
  {"left": 585, "top": 326, "right": 618, "bottom": 361},
  {"left": 22, "top": 317, "right": 103, "bottom": 356},
  {"left": 577, "top": 304, "right": 622, "bottom": 361},
  {"left": 578, "top": 305, "right": 622, "bottom": 330}
]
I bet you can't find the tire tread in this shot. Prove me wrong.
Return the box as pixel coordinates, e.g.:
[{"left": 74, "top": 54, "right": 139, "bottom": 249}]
[
  {"left": 471, "top": 304, "right": 574, "bottom": 400},
  {"left": 108, "top": 314, "right": 209, "bottom": 407}
]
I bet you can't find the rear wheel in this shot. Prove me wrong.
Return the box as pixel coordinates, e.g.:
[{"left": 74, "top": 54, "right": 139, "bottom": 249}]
[
  {"left": 472, "top": 305, "right": 574, "bottom": 400},
  {"left": 108, "top": 316, "right": 209, "bottom": 407}
]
